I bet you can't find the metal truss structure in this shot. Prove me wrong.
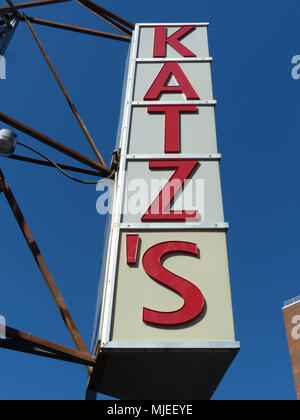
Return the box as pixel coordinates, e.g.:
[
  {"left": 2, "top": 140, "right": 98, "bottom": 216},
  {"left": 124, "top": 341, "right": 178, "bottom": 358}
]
[{"left": 0, "top": 0, "right": 133, "bottom": 373}]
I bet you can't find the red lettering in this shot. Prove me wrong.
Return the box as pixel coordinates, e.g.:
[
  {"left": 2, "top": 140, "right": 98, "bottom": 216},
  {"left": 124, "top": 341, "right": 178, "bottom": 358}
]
[
  {"left": 126, "top": 235, "right": 140, "bottom": 265},
  {"left": 143, "top": 241, "right": 204, "bottom": 326},
  {"left": 153, "top": 26, "right": 196, "bottom": 58},
  {"left": 142, "top": 160, "right": 199, "bottom": 222},
  {"left": 144, "top": 62, "right": 200, "bottom": 101},
  {"left": 148, "top": 105, "right": 198, "bottom": 153}
]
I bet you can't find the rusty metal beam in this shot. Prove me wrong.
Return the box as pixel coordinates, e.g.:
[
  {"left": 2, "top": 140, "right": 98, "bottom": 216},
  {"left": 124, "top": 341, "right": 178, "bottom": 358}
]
[
  {"left": 0, "top": 338, "right": 93, "bottom": 365},
  {"left": 0, "top": 0, "right": 71, "bottom": 14},
  {"left": 0, "top": 325, "right": 95, "bottom": 366},
  {"left": 22, "top": 16, "right": 130, "bottom": 42},
  {"left": 24, "top": 15, "right": 107, "bottom": 168},
  {"left": 0, "top": 170, "right": 90, "bottom": 355},
  {"left": 75, "top": 0, "right": 134, "bottom": 30},
  {"left": 74, "top": 0, "right": 133, "bottom": 37},
  {"left": 0, "top": 112, "right": 111, "bottom": 176},
  {"left": 7, "top": 154, "right": 103, "bottom": 176}
]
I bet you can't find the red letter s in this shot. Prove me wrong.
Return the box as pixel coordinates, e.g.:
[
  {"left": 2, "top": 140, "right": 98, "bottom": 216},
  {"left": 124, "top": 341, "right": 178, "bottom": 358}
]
[{"left": 142, "top": 241, "right": 204, "bottom": 326}]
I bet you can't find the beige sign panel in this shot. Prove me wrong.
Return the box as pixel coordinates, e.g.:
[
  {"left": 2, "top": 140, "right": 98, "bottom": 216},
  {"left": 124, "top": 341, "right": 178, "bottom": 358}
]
[
  {"left": 112, "top": 230, "right": 235, "bottom": 343},
  {"left": 134, "top": 62, "right": 213, "bottom": 102},
  {"left": 121, "top": 159, "right": 224, "bottom": 224},
  {"left": 137, "top": 25, "right": 210, "bottom": 59},
  {"left": 128, "top": 106, "right": 218, "bottom": 155}
]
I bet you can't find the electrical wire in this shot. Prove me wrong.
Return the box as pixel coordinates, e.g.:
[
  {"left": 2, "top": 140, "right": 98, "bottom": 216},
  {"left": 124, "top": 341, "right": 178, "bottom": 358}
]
[{"left": 16, "top": 141, "right": 115, "bottom": 185}]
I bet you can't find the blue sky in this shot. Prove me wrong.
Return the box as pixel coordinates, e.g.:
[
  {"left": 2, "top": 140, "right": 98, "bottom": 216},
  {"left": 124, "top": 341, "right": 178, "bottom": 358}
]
[{"left": 0, "top": 0, "right": 300, "bottom": 400}]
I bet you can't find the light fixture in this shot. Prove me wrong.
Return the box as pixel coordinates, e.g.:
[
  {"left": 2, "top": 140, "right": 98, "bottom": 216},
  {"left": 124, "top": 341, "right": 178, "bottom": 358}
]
[{"left": 0, "top": 128, "right": 17, "bottom": 156}]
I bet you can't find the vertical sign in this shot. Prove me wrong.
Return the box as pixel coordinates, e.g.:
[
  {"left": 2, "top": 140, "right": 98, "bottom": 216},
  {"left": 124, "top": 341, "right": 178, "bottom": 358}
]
[
  {"left": 90, "top": 23, "right": 239, "bottom": 400},
  {"left": 283, "top": 298, "right": 300, "bottom": 400}
]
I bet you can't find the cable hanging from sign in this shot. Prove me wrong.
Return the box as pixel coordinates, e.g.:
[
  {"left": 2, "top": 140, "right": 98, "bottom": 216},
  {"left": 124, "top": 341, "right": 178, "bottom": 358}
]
[{"left": 17, "top": 141, "right": 115, "bottom": 185}]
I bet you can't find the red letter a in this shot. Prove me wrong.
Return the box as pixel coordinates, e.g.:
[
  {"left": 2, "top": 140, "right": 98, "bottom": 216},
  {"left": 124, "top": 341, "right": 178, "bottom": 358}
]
[{"left": 144, "top": 62, "right": 200, "bottom": 101}]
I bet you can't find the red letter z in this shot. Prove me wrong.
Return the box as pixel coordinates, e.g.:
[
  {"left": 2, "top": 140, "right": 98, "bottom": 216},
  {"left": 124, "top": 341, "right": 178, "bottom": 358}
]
[{"left": 142, "top": 160, "right": 199, "bottom": 222}]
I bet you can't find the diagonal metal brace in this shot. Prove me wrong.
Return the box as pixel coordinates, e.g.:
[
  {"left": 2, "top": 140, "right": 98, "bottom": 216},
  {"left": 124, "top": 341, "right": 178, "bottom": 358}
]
[
  {"left": 0, "top": 0, "right": 71, "bottom": 14},
  {"left": 0, "top": 169, "right": 89, "bottom": 356},
  {"left": 23, "top": 13, "right": 107, "bottom": 167},
  {"left": 74, "top": 0, "right": 133, "bottom": 37},
  {"left": 5, "top": 0, "right": 22, "bottom": 19},
  {"left": 0, "top": 111, "right": 111, "bottom": 176},
  {"left": 0, "top": 325, "right": 95, "bottom": 366},
  {"left": 21, "top": 16, "right": 131, "bottom": 42}
]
